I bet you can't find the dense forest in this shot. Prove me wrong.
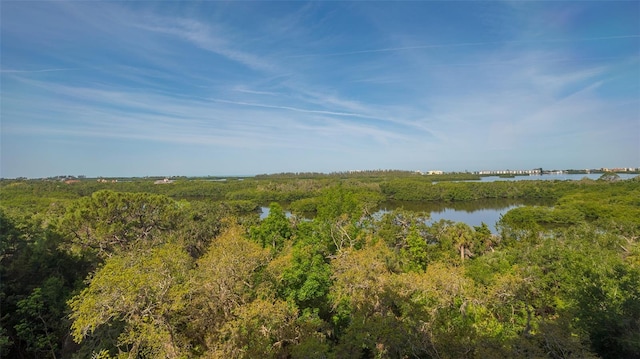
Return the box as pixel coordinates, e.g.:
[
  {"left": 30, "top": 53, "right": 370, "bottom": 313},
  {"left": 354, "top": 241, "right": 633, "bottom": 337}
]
[{"left": 1, "top": 173, "right": 639, "bottom": 358}]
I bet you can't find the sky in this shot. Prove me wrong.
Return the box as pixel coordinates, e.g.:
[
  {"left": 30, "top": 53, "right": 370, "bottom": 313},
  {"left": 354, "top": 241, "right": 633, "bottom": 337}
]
[{"left": 1, "top": 1, "right": 639, "bottom": 178}]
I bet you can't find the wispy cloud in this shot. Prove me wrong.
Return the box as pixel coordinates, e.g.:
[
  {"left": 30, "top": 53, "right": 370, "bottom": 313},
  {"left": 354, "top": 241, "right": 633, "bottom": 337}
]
[
  {"left": 210, "top": 98, "right": 381, "bottom": 120},
  {"left": 0, "top": 68, "right": 81, "bottom": 73},
  {"left": 3, "top": 75, "right": 414, "bottom": 153},
  {"left": 135, "top": 17, "right": 276, "bottom": 73},
  {"left": 287, "top": 35, "right": 640, "bottom": 58},
  {"left": 231, "top": 87, "right": 280, "bottom": 96},
  {"left": 2, "top": 1, "right": 638, "bottom": 177},
  {"left": 526, "top": 65, "right": 608, "bottom": 94}
]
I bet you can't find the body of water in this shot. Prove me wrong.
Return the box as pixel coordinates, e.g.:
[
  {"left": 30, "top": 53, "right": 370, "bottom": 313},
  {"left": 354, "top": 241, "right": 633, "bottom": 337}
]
[
  {"left": 261, "top": 198, "right": 551, "bottom": 233},
  {"left": 260, "top": 174, "right": 637, "bottom": 232},
  {"left": 259, "top": 206, "right": 293, "bottom": 220},
  {"left": 477, "top": 173, "right": 638, "bottom": 182},
  {"left": 373, "top": 206, "right": 518, "bottom": 233},
  {"left": 374, "top": 198, "right": 552, "bottom": 233}
]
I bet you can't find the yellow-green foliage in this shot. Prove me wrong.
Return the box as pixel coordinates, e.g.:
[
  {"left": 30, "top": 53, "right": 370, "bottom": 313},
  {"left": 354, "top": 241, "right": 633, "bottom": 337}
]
[
  {"left": 68, "top": 242, "right": 192, "bottom": 357},
  {"left": 2, "top": 176, "right": 639, "bottom": 359}
]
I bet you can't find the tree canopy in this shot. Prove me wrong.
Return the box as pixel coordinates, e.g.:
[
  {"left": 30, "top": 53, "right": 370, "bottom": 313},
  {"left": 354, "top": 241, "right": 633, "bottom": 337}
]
[{"left": 1, "top": 176, "right": 639, "bottom": 358}]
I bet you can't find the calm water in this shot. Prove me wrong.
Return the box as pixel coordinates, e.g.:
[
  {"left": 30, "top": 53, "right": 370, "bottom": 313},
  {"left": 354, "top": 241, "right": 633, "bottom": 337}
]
[
  {"left": 374, "top": 199, "right": 552, "bottom": 233},
  {"left": 261, "top": 198, "right": 552, "bottom": 233},
  {"left": 259, "top": 207, "right": 293, "bottom": 220},
  {"left": 477, "top": 173, "right": 638, "bottom": 182},
  {"left": 260, "top": 174, "right": 637, "bottom": 232}
]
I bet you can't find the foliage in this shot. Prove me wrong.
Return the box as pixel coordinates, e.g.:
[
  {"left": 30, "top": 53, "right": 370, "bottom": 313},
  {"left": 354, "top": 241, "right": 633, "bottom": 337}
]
[
  {"left": 250, "top": 202, "right": 292, "bottom": 250},
  {"left": 1, "top": 176, "right": 639, "bottom": 358},
  {"left": 58, "top": 190, "right": 187, "bottom": 258},
  {"left": 380, "top": 178, "right": 566, "bottom": 202},
  {"left": 68, "top": 242, "right": 193, "bottom": 358},
  {"left": 0, "top": 209, "right": 91, "bottom": 359},
  {"left": 598, "top": 171, "right": 621, "bottom": 182}
]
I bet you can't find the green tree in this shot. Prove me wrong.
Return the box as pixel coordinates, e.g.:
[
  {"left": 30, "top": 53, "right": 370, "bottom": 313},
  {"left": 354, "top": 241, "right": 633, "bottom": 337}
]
[
  {"left": 598, "top": 171, "right": 621, "bottom": 182},
  {"left": 68, "top": 242, "right": 192, "bottom": 358},
  {"left": 177, "top": 200, "right": 232, "bottom": 258},
  {"left": 0, "top": 209, "right": 90, "bottom": 359},
  {"left": 401, "top": 225, "right": 429, "bottom": 271},
  {"left": 570, "top": 259, "right": 640, "bottom": 358},
  {"left": 315, "top": 186, "right": 371, "bottom": 252},
  {"left": 210, "top": 299, "right": 328, "bottom": 359},
  {"left": 439, "top": 222, "right": 476, "bottom": 263},
  {"left": 59, "top": 190, "right": 187, "bottom": 258},
  {"left": 375, "top": 209, "right": 430, "bottom": 249},
  {"left": 14, "top": 279, "right": 64, "bottom": 359},
  {"left": 189, "top": 224, "right": 271, "bottom": 352},
  {"left": 250, "top": 202, "right": 292, "bottom": 251}
]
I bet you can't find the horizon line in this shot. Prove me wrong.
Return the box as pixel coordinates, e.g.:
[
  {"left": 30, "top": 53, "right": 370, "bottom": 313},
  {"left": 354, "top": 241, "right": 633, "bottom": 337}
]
[{"left": 3, "top": 166, "right": 639, "bottom": 180}]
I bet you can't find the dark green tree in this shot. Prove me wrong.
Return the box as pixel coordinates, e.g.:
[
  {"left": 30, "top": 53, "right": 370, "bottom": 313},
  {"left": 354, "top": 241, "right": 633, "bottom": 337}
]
[
  {"left": 250, "top": 202, "right": 292, "bottom": 251},
  {"left": 58, "top": 190, "right": 187, "bottom": 258}
]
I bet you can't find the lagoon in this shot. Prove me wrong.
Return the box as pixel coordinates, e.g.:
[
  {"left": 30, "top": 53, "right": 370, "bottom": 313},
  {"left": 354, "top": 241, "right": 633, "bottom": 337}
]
[
  {"left": 374, "top": 198, "right": 552, "bottom": 233},
  {"left": 477, "top": 173, "right": 638, "bottom": 182},
  {"left": 261, "top": 198, "right": 552, "bottom": 234}
]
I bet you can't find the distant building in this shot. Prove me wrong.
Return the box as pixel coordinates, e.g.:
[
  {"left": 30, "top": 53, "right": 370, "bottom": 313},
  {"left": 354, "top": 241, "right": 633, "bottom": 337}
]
[
  {"left": 475, "top": 168, "right": 542, "bottom": 175},
  {"left": 154, "top": 178, "right": 173, "bottom": 184},
  {"left": 426, "top": 170, "right": 443, "bottom": 175}
]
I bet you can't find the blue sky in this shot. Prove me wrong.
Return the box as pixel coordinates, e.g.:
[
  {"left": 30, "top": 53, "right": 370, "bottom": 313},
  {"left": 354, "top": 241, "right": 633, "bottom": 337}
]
[{"left": 1, "top": 1, "right": 638, "bottom": 178}]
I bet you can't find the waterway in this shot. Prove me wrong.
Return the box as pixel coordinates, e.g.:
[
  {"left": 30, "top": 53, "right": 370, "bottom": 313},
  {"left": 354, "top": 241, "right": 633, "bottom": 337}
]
[
  {"left": 374, "top": 198, "right": 553, "bottom": 233},
  {"left": 477, "top": 173, "right": 638, "bottom": 182},
  {"left": 259, "top": 174, "right": 638, "bottom": 233},
  {"left": 261, "top": 198, "right": 552, "bottom": 233}
]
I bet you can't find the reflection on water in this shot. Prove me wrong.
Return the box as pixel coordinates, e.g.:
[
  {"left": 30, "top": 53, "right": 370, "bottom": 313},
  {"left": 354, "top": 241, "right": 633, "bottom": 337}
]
[
  {"left": 375, "top": 198, "right": 554, "bottom": 233},
  {"left": 261, "top": 198, "right": 554, "bottom": 233},
  {"left": 259, "top": 206, "right": 293, "bottom": 220},
  {"left": 477, "top": 173, "right": 638, "bottom": 182}
]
